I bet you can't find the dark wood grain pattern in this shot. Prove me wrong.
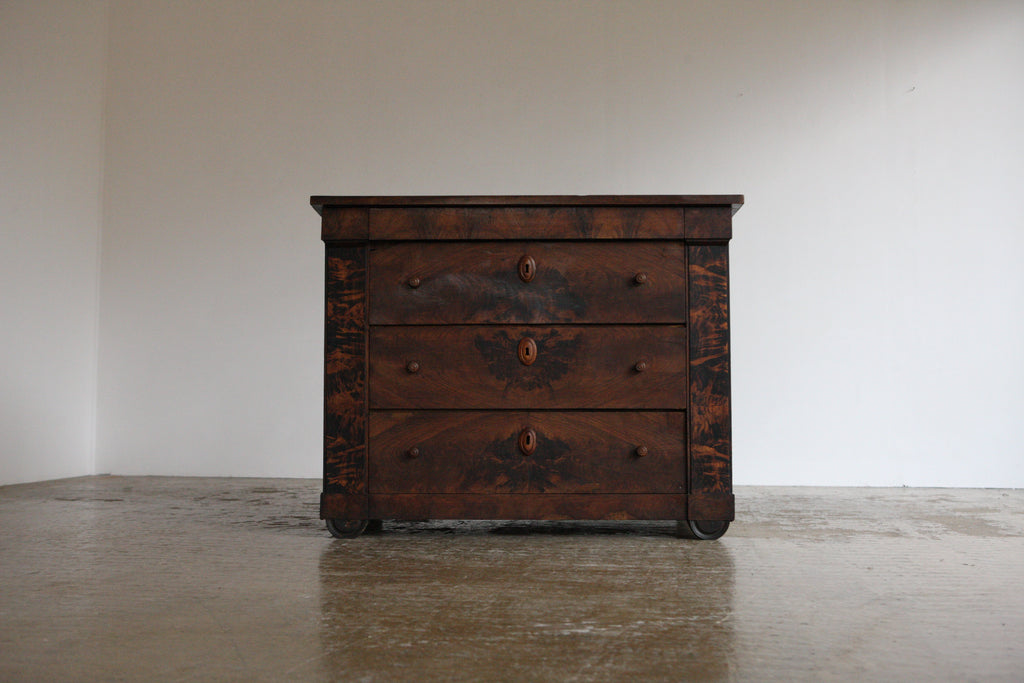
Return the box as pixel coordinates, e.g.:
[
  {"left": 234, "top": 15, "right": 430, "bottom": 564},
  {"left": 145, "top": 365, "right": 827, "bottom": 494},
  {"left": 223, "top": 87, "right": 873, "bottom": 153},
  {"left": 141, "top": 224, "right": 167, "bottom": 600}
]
[
  {"left": 322, "top": 246, "right": 368, "bottom": 518},
  {"left": 317, "top": 195, "right": 739, "bottom": 531},
  {"left": 688, "top": 245, "right": 732, "bottom": 500},
  {"left": 368, "top": 411, "right": 686, "bottom": 494},
  {"left": 368, "top": 207, "right": 685, "bottom": 240},
  {"left": 321, "top": 207, "right": 368, "bottom": 242},
  {"left": 369, "top": 326, "right": 687, "bottom": 409},
  {"left": 320, "top": 491, "right": 369, "bottom": 519},
  {"left": 688, "top": 493, "right": 735, "bottom": 522},
  {"left": 367, "top": 493, "right": 689, "bottom": 520},
  {"left": 684, "top": 206, "right": 733, "bottom": 241},
  {"left": 368, "top": 241, "right": 686, "bottom": 324}
]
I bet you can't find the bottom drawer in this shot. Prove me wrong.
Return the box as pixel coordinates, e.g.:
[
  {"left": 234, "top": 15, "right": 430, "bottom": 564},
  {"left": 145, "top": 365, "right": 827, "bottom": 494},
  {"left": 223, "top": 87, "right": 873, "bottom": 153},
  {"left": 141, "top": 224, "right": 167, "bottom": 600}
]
[{"left": 368, "top": 411, "right": 686, "bottom": 494}]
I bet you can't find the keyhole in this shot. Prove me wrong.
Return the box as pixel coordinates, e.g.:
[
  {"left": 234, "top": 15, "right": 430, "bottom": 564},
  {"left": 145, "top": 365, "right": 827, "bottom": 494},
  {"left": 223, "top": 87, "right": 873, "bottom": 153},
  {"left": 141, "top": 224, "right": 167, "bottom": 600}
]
[
  {"left": 518, "top": 338, "right": 538, "bottom": 365},
  {"left": 519, "top": 428, "right": 537, "bottom": 456},
  {"left": 518, "top": 255, "right": 537, "bottom": 283}
]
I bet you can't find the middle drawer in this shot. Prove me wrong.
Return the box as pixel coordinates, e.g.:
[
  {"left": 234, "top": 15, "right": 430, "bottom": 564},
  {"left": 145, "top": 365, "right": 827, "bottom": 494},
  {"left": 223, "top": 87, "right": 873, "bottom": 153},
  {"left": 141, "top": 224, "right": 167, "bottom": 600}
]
[{"left": 369, "top": 325, "right": 687, "bottom": 410}]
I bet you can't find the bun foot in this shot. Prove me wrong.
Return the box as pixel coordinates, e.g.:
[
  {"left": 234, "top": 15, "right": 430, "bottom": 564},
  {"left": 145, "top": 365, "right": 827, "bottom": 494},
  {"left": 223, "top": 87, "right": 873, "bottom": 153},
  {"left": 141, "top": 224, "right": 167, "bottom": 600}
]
[
  {"left": 676, "top": 520, "right": 730, "bottom": 540},
  {"left": 326, "top": 519, "right": 369, "bottom": 538}
]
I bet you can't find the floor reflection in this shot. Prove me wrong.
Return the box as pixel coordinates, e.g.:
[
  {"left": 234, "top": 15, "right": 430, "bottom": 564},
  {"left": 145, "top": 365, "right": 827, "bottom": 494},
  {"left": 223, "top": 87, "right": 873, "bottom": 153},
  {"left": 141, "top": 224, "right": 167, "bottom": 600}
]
[{"left": 318, "top": 521, "right": 736, "bottom": 680}]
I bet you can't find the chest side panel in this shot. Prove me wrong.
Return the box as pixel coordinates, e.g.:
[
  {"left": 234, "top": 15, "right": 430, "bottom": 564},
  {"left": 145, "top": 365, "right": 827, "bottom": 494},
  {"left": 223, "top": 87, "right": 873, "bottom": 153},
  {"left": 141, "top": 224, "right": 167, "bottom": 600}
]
[
  {"left": 323, "top": 246, "right": 368, "bottom": 503},
  {"left": 688, "top": 244, "right": 732, "bottom": 496}
]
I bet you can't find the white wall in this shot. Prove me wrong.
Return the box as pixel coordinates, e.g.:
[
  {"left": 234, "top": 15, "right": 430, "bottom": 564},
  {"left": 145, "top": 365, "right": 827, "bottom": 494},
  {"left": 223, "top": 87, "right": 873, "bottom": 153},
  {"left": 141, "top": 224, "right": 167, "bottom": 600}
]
[
  {"left": 0, "top": 1, "right": 108, "bottom": 485},
  {"left": 732, "top": 1, "right": 1024, "bottom": 486},
  {"left": 4, "top": 1, "right": 1022, "bottom": 487}
]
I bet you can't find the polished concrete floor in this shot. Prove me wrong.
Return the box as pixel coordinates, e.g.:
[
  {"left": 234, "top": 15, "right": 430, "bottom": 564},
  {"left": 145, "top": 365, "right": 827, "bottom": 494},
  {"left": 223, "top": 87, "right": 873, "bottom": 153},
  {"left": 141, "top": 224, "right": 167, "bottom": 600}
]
[{"left": 1, "top": 477, "right": 1021, "bottom": 681}]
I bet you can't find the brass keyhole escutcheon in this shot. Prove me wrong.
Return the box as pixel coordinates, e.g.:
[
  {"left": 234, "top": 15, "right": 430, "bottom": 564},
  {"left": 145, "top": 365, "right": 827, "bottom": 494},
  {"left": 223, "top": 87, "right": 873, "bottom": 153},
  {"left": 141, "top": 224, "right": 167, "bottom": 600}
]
[
  {"left": 519, "top": 428, "right": 537, "bottom": 456},
  {"left": 518, "top": 255, "right": 536, "bottom": 283},
  {"left": 518, "top": 337, "right": 537, "bottom": 365}
]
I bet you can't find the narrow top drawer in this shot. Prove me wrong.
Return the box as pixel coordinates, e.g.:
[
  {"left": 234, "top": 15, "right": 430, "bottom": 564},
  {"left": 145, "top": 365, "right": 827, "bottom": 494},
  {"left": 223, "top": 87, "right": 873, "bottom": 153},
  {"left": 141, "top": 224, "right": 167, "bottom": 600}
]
[
  {"left": 314, "top": 196, "right": 742, "bottom": 242},
  {"left": 368, "top": 206, "right": 684, "bottom": 240}
]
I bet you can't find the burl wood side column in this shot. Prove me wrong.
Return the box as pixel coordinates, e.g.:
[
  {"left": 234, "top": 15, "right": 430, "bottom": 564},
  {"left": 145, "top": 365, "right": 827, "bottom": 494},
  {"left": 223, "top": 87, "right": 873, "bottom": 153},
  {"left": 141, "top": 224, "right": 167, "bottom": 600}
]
[
  {"left": 320, "top": 244, "right": 368, "bottom": 520},
  {"left": 686, "top": 207, "right": 734, "bottom": 522}
]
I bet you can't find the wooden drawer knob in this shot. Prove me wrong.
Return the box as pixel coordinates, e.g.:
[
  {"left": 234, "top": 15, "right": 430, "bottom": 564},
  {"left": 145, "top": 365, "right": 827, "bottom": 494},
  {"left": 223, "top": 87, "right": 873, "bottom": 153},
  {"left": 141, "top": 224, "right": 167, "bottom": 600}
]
[
  {"left": 518, "top": 428, "right": 537, "bottom": 456},
  {"left": 406, "top": 360, "right": 420, "bottom": 373},
  {"left": 518, "top": 255, "right": 537, "bottom": 283},
  {"left": 634, "top": 360, "right": 648, "bottom": 372},
  {"left": 407, "top": 276, "right": 421, "bottom": 289},
  {"left": 635, "top": 445, "right": 649, "bottom": 458},
  {"left": 407, "top": 446, "right": 420, "bottom": 459},
  {"left": 518, "top": 337, "right": 537, "bottom": 365},
  {"left": 634, "top": 272, "right": 649, "bottom": 285}
]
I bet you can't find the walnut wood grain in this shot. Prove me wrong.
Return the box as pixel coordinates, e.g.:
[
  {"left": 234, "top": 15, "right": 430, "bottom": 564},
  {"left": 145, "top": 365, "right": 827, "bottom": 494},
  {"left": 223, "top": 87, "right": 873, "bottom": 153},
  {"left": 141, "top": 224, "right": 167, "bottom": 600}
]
[
  {"left": 366, "top": 493, "right": 689, "bottom": 520},
  {"left": 368, "top": 325, "right": 687, "bottom": 410},
  {"left": 320, "top": 491, "right": 369, "bottom": 520},
  {"left": 317, "top": 195, "right": 739, "bottom": 530},
  {"left": 688, "top": 245, "right": 732, "bottom": 496},
  {"left": 688, "top": 493, "right": 735, "bottom": 522},
  {"left": 368, "top": 241, "right": 687, "bottom": 324},
  {"left": 684, "top": 206, "right": 733, "bottom": 241},
  {"left": 322, "top": 246, "right": 368, "bottom": 518},
  {"left": 321, "top": 207, "right": 368, "bottom": 242},
  {"left": 368, "top": 411, "right": 687, "bottom": 494},
  {"left": 368, "top": 207, "right": 685, "bottom": 240}
]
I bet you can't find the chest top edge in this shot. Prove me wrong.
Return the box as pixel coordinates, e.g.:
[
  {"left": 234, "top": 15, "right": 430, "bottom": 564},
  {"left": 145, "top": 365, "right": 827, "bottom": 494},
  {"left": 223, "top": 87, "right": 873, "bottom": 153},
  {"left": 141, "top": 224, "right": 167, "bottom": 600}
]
[{"left": 311, "top": 194, "right": 743, "bottom": 214}]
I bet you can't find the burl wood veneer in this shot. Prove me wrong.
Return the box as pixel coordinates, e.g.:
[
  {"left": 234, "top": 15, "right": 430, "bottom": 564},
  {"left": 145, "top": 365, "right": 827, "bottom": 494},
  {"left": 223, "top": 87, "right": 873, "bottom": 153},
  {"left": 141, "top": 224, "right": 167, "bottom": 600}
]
[{"left": 312, "top": 195, "right": 742, "bottom": 539}]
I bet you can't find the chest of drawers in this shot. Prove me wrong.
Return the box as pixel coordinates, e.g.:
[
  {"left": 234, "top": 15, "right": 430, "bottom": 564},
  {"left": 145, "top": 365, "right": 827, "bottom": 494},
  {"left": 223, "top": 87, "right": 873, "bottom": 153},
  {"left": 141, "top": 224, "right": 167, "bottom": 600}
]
[{"left": 312, "top": 195, "right": 741, "bottom": 539}]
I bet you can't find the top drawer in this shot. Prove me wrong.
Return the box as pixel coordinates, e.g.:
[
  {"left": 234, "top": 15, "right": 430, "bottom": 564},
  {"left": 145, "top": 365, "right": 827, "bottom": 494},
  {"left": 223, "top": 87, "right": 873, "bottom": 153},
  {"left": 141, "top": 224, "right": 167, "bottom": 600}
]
[
  {"left": 367, "top": 206, "right": 685, "bottom": 240},
  {"left": 369, "top": 241, "right": 686, "bottom": 324}
]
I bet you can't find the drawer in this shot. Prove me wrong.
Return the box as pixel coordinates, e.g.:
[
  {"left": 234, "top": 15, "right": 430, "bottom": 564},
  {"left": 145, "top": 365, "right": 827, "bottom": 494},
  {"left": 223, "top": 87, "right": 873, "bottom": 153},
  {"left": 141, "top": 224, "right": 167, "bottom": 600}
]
[
  {"left": 368, "top": 411, "right": 687, "bottom": 494},
  {"left": 367, "top": 206, "right": 686, "bottom": 240},
  {"left": 368, "top": 241, "right": 686, "bottom": 324},
  {"left": 369, "top": 325, "right": 687, "bottom": 409}
]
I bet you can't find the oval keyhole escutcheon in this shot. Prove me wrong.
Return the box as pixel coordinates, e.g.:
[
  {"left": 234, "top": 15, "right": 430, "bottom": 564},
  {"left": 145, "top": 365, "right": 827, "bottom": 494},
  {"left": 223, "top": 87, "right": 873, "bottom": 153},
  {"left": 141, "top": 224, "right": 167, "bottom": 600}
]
[
  {"left": 518, "top": 255, "right": 536, "bottom": 283},
  {"left": 519, "top": 428, "right": 537, "bottom": 456},
  {"left": 517, "top": 337, "right": 537, "bottom": 365}
]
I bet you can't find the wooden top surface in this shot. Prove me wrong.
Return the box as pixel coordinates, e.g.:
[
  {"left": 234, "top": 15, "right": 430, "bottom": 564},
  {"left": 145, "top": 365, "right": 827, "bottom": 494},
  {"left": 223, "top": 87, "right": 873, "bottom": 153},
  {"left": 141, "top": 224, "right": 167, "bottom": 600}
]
[{"left": 311, "top": 195, "right": 744, "bottom": 215}]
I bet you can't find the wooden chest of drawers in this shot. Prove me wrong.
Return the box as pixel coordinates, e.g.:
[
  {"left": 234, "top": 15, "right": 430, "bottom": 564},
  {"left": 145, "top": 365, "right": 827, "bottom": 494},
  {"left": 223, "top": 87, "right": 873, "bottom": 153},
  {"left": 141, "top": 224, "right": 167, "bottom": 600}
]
[{"left": 312, "top": 195, "right": 742, "bottom": 539}]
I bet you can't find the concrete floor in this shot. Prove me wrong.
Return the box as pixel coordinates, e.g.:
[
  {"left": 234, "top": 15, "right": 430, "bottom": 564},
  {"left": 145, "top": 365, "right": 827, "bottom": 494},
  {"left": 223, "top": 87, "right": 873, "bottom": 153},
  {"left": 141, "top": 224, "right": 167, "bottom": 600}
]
[{"left": 0, "top": 478, "right": 1021, "bottom": 682}]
